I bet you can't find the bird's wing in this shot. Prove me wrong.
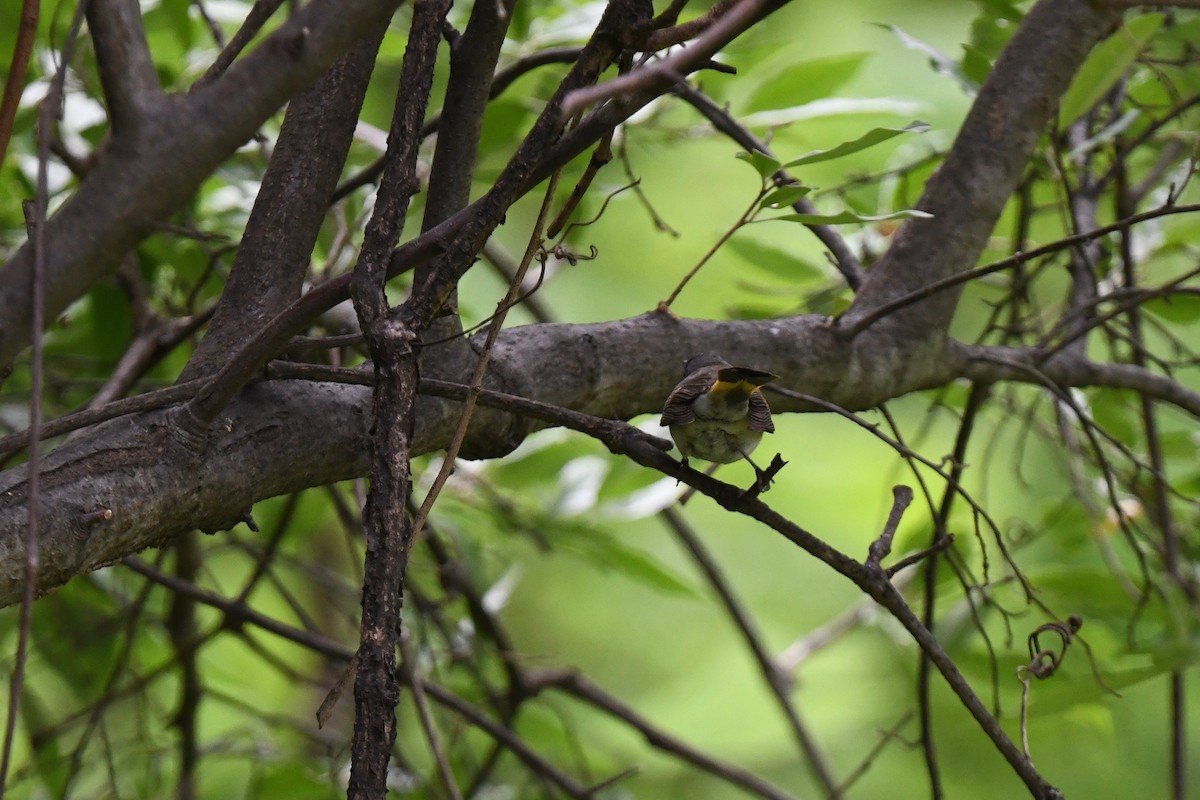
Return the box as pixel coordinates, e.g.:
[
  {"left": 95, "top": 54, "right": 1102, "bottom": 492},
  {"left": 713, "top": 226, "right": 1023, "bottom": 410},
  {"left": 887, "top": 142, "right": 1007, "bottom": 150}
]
[
  {"left": 659, "top": 370, "right": 715, "bottom": 426},
  {"left": 748, "top": 390, "right": 775, "bottom": 433}
]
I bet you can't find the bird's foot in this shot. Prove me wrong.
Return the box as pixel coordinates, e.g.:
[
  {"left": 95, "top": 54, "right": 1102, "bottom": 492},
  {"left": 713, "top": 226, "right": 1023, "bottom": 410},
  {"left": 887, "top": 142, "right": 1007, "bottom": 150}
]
[
  {"left": 674, "top": 456, "right": 690, "bottom": 484},
  {"left": 740, "top": 454, "right": 788, "bottom": 500}
]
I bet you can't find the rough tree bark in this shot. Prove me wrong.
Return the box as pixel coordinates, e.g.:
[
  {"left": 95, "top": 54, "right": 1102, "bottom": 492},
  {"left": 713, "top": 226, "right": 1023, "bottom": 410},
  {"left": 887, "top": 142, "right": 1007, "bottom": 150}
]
[
  {"left": 7, "top": 1, "right": 1196, "bottom": 796},
  {"left": 0, "top": 0, "right": 406, "bottom": 368},
  {"left": 0, "top": 0, "right": 1153, "bottom": 605}
]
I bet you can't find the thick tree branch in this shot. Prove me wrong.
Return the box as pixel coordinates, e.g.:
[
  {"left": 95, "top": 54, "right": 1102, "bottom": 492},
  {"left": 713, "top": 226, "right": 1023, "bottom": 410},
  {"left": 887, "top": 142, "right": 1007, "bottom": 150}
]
[
  {"left": 192, "top": 0, "right": 288, "bottom": 88},
  {"left": 416, "top": 0, "right": 515, "bottom": 387},
  {"left": 421, "top": 0, "right": 513, "bottom": 231},
  {"left": 0, "top": 298, "right": 1178, "bottom": 608},
  {"left": 2, "top": 2, "right": 1194, "bottom": 796},
  {"left": 0, "top": 0, "right": 405, "bottom": 371},
  {"left": 839, "top": 0, "right": 1121, "bottom": 333},
  {"left": 399, "top": 0, "right": 654, "bottom": 330},
  {"left": 344, "top": 1, "right": 450, "bottom": 795},
  {"left": 560, "top": 0, "right": 788, "bottom": 117},
  {"left": 183, "top": 27, "right": 386, "bottom": 378},
  {"left": 85, "top": 0, "right": 164, "bottom": 133},
  {"left": 169, "top": 0, "right": 653, "bottom": 438},
  {"left": 959, "top": 344, "right": 1200, "bottom": 418}
]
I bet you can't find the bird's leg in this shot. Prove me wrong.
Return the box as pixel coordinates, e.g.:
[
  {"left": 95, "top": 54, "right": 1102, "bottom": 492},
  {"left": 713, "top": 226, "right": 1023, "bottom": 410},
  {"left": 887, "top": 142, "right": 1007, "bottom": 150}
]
[
  {"left": 671, "top": 456, "right": 696, "bottom": 491},
  {"left": 672, "top": 456, "right": 691, "bottom": 486},
  {"left": 741, "top": 451, "right": 773, "bottom": 493}
]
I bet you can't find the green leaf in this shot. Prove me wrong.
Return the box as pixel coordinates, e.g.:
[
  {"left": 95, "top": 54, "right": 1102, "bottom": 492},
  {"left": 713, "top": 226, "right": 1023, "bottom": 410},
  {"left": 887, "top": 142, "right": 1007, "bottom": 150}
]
[
  {"left": 780, "top": 122, "right": 929, "bottom": 168},
  {"left": 591, "top": 536, "right": 698, "bottom": 597},
  {"left": 87, "top": 282, "right": 134, "bottom": 362},
  {"left": 771, "top": 208, "right": 933, "bottom": 225},
  {"left": 596, "top": 457, "right": 668, "bottom": 504},
  {"left": 736, "top": 149, "right": 782, "bottom": 181},
  {"left": 556, "top": 524, "right": 698, "bottom": 598},
  {"left": 1158, "top": 430, "right": 1199, "bottom": 463},
  {"left": 804, "top": 287, "right": 853, "bottom": 317},
  {"left": 1059, "top": 14, "right": 1164, "bottom": 127},
  {"left": 727, "top": 301, "right": 792, "bottom": 320},
  {"left": 878, "top": 24, "right": 979, "bottom": 94},
  {"left": 724, "top": 236, "right": 825, "bottom": 282},
  {"left": 741, "top": 97, "right": 926, "bottom": 127},
  {"left": 1142, "top": 292, "right": 1200, "bottom": 324},
  {"left": 744, "top": 52, "right": 871, "bottom": 113},
  {"left": 760, "top": 184, "right": 812, "bottom": 209},
  {"left": 489, "top": 435, "right": 594, "bottom": 490},
  {"left": 1089, "top": 389, "right": 1140, "bottom": 443},
  {"left": 965, "top": 0, "right": 1023, "bottom": 69},
  {"left": 960, "top": 44, "right": 994, "bottom": 86}
]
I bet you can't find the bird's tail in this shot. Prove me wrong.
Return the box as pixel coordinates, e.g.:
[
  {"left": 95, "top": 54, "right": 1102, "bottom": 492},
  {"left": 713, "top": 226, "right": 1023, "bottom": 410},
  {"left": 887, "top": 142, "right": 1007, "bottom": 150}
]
[{"left": 716, "top": 367, "right": 777, "bottom": 389}]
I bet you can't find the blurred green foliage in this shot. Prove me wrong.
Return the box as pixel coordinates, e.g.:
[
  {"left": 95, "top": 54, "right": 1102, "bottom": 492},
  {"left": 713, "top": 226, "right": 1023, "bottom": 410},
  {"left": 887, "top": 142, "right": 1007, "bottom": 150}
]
[{"left": 1, "top": 0, "right": 1199, "bottom": 798}]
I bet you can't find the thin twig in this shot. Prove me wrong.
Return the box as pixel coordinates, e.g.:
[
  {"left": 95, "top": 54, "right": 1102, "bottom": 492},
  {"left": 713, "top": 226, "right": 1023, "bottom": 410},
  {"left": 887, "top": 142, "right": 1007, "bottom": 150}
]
[
  {"left": 643, "top": 0, "right": 739, "bottom": 50},
  {"left": 673, "top": 83, "right": 864, "bottom": 289},
  {"left": 660, "top": 186, "right": 765, "bottom": 309},
  {"left": 561, "top": 0, "right": 776, "bottom": 117},
  {"left": 1114, "top": 161, "right": 1189, "bottom": 799},
  {"left": 915, "top": 383, "right": 988, "bottom": 800},
  {"left": 832, "top": 712, "right": 916, "bottom": 798},
  {"left": 886, "top": 535, "right": 956, "bottom": 579},
  {"left": 0, "top": 4, "right": 88, "bottom": 788},
  {"left": 661, "top": 507, "right": 838, "bottom": 795},
  {"left": 410, "top": 170, "right": 563, "bottom": 541},
  {"left": 529, "top": 669, "right": 801, "bottom": 800},
  {"left": 192, "top": 0, "right": 288, "bottom": 88},
  {"left": 842, "top": 201, "right": 1200, "bottom": 336},
  {"left": 168, "top": 535, "right": 202, "bottom": 800},
  {"left": 0, "top": 380, "right": 203, "bottom": 459},
  {"left": 0, "top": 0, "right": 38, "bottom": 165},
  {"left": 397, "top": 633, "right": 464, "bottom": 800}
]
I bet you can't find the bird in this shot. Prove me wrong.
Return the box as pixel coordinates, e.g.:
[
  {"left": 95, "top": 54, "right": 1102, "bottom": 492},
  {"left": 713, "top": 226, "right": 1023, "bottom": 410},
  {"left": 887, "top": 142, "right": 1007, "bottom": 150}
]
[{"left": 659, "top": 354, "right": 778, "bottom": 492}]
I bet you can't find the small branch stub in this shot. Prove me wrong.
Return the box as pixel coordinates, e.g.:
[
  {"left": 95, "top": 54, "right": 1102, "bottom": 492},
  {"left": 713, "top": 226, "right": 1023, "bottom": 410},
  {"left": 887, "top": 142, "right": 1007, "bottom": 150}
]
[
  {"left": 866, "top": 485, "right": 914, "bottom": 570},
  {"left": 77, "top": 507, "right": 112, "bottom": 526},
  {"left": 738, "top": 453, "right": 787, "bottom": 501}
]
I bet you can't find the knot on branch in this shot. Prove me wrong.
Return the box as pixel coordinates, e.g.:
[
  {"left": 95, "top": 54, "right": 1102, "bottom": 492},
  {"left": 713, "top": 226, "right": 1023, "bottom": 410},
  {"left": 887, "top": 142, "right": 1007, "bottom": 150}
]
[
  {"left": 168, "top": 405, "right": 209, "bottom": 454},
  {"left": 601, "top": 0, "right": 655, "bottom": 49},
  {"left": 283, "top": 26, "right": 311, "bottom": 60}
]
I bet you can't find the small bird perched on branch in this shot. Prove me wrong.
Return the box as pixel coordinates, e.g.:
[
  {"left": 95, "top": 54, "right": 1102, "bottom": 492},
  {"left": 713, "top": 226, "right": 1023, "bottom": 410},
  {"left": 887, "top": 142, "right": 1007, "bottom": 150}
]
[{"left": 659, "top": 354, "right": 778, "bottom": 492}]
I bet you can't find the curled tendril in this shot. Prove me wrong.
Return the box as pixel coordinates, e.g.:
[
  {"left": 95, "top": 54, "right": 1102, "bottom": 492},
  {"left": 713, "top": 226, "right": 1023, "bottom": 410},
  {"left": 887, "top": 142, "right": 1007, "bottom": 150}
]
[
  {"left": 541, "top": 244, "right": 599, "bottom": 266},
  {"left": 1024, "top": 615, "right": 1082, "bottom": 680}
]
